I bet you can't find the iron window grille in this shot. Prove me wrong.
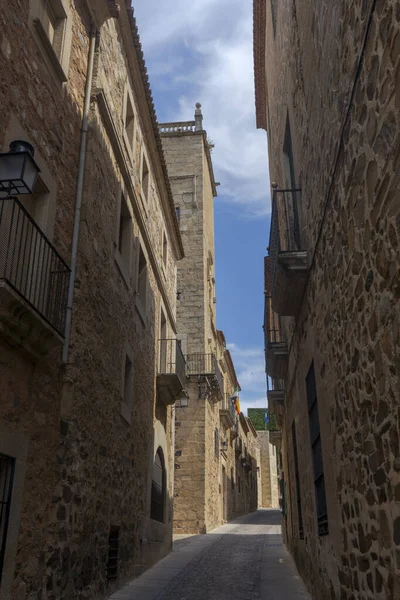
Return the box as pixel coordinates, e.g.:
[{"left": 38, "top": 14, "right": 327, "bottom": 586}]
[
  {"left": 291, "top": 421, "right": 304, "bottom": 540},
  {"left": 106, "top": 526, "right": 119, "bottom": 580},
  {"left": 306, "top": 362, "right": 328, "bottom": 536},
  {"left": 0, "top": 454, "right": 15, "bottom": 586}
]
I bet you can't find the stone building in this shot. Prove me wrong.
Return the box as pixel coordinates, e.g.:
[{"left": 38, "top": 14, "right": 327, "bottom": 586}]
[
  {"left": 160, "top": 110, "right": 259, "bottom": 533},
  {"left": 247, "top": 408, "right": 279, "bottom": 509},
  {"left": 254, "top": 0, "right": 400, "bottom": 599},
  {"left": 0, "top": 2, "right": 184, "bottom": 599}
]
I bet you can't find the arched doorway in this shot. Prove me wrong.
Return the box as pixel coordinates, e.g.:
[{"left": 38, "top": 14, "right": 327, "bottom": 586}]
[{"left": 150, "top": 447, "right": 165, "bottom": 523}]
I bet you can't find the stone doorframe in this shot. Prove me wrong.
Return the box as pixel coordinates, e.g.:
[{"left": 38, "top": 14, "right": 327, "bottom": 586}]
[{"left": 0, "top": 427, "right": 28, "bottom": 600}]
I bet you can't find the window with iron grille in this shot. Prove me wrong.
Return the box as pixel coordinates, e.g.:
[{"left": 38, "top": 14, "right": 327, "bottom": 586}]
[
  {"left": 106, "top": 526, "right": 119, "bottom": 579},
  {"left": 291, "top": 421, "right": 304, "bottom": 540},
  {"left": 214, "top": 428, "right": 219, "bottom": 458},
  {"left": 0, "top": 454, "right": 15, "bottom": 586},
  {"left": 306, "top": 362, "right": 328, "bottom": 536},
  {"left": 150, "top": 448, "right": 165, "bottom": 523}
]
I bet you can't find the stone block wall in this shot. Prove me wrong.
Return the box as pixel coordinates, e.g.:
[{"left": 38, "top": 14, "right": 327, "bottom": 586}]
[
  {"left": 173, "top": 379, "right": 207, "bottom": 534},
  {"left": 257, "top": 431, "right": 279, "bottom": 508},
  {"left": 0, "top": 1, "right": 90, "bottom": 598},
  {"left": 0, "top": 3, "right": 181, "bottom": 599},
  {"left": 258, "top": 0, "right": 400, "bottom": 598}
]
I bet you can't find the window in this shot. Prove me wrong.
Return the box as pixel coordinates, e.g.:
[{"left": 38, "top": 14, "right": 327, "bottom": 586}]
[
  {"left": 106, "top": 526, "right": 119, "bottom": 579},
  {"left": 19, "top": 174, "right": 50, "bottom": 232},
  {"left": 162, "top": 231, "right": 168, "bottom": 270},
  {"left": 124, "top": 91, "right": 135, "bottom": 152},
  {"left": 0, "top": 454, "right": 15, "bottom": 586},
  {"left": 151, "top": 448, "right": 165, "bottom": 522},
  {"left": 270, "top": 0, "right": 277, "bottom": 38},
  {"left": 175, "top": 205, "right": 180, "bottom": 225},
  {"left": 231, "top": 467, "right": 234, "bottom": 490},
  {"left": 136, "top": 244, "right": 147, "bottom": 320},
  {"left": 306, "top": 362, "right": 328, "bottom": 536},
  {"left": 120, "top": 346, "right": 134, "bottom": 424},
  {"left": 116, "top": 192, "right": 132, "bottom": 278},
  {"left": 283, "top": 115, "right": 300, "bottom": 248},
  {"left": 141, "top": 154, "right": 149, "bottom": 201},
  {"left": 31, "top": 0, "right": 70, "bottom": 82},
  {"left": 214, "top": 428, "right": 219, "bottom": 458},
  {"left": 292, "top": 421, "right": 304, "bottom": 540}
]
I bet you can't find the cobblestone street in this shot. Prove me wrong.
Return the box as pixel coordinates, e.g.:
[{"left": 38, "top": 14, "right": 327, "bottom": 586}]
[{"left": 109, "top": 510, "right": 311, "bottom": 600}]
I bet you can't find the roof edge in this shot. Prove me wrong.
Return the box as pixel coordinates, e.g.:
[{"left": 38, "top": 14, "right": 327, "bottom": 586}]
[{"left": 253, "top": 0, "right": 268, "bottom": 131}]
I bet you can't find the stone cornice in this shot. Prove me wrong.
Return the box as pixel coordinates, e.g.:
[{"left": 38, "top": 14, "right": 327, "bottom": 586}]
[{"left": 253, "top": 0, "right": 267, "bottom": 130}]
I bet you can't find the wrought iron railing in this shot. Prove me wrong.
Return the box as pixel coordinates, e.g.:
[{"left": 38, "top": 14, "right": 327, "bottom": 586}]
[
  {"left": 264, "top": 294, "right": 284, "bottom": 345},
  {"left": 266, "top": 413, "right": 280, "bottom": 432},
  {"left": 0, "top": 197, "right": 70, "bottom": 335},
  {"left": 186, "top": 353, "right": 224, "bottom": 394},
  {"left": 224, "top": 393, "right": 237, "bottom": 421},
  {"left": 267, "top": 378, "right": 285, "bottom": 394},
  {"left": 268, "top": 188, "right": 301, "bottom": 291},
  {"left": 158, "top": 339, "right": 186, "bottom": 385}
]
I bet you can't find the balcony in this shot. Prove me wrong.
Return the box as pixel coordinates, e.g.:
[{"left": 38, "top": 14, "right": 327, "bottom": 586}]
[
  {"left": 267, "top": 378, "right": 285, "bottom": 427},
  {"left": 186, "top": 353, "right": 224, "bottom": 402},
  {"left": 0, "top": 197, "right": 69, "bottom": 357},
  {"left": 157, "top": 339, "right": 186, "bottom": 406},
  {"left": 264, "top": 293, "right": 288, "bottom": 378},
  {"left": 235, "top": 437, "right": 243, "bottom": 458},
  {"left": 241, "top": 455, "right": 252, "bottom": 472},
  {"left": 269, "top": 189, "right": 308, "bottom": 316},
  {"left": 267, "top": 413, "right": 283, "bottom": 448},
  {"left": 220, "top": 394, "right": 236, "bottom": 430}
]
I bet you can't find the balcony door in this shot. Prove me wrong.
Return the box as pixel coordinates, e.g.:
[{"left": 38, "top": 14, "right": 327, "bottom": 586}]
[{"left": 283, "top": 116, "right": 300, "bottom": 250}]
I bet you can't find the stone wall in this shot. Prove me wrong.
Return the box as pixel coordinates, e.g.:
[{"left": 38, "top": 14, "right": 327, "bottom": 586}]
[
  {"left": 257, "top": 0, "right": 400, "bottom": 598},
  {"left": 0, "top": 2, "right": 181, "bottom": 599},
  {"left": 161, "top": 124, "right": 259, "bottom": 533},
  {"left": 258, "top": 431, "right": 279, "bottom": 508}
]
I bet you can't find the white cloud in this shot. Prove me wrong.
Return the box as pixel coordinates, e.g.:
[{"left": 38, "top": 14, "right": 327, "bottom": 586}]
[
  {"left": 134, "top": 0, "right": 271, "bottom": 218},
  {"left": 226, "top": 342, "right": 267, "bottom": 415}
]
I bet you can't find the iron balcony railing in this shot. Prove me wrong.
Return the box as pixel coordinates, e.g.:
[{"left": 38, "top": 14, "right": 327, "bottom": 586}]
[
  {"left": 268, "top": 188, "right": 301, "bottom": 292},
  {"left": 225, "top": 393, "right": 237, "bottom": 421},
  {"left": 0, "top": 197, "right": 70, "bottom": 336},
  {"left": 264, "top": 294, "right": 284, "bottom": 345},
  {"left": 267, "top": 378, "right": 285, "bottom": 394},
  {"left": 266, "top": 413, "right": 280, "bottom": 432},
  {"left": 158, "top": 339, "right": 186, "bottom": 385},
  {"left": 186, "top": 353, "right": 224, "bottom": 394}
]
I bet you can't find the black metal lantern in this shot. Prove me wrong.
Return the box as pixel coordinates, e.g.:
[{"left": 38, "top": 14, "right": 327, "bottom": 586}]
[{"left": 0, "top": 140, "right": 40, "bottom": 197}]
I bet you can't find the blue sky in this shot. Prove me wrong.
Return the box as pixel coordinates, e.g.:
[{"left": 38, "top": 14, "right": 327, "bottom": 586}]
[{"left": 134, "top": 1, "right": 271, "bottom": 414}]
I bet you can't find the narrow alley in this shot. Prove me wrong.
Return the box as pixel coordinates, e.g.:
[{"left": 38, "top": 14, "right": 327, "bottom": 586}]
[{"left": 109, "top": 510, "right": 311, "bottom": 600}]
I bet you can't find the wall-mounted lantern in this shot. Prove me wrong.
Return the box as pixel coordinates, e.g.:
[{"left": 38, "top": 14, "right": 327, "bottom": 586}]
[{"left": 0, "top": 141, "right": 40, "bottom": 197}]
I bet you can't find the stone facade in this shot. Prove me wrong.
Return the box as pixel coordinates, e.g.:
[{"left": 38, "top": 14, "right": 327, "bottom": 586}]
[
  {"left": 254, "top": 1, "right": 400, "bottom": 599},
  {"left": 257, "top": 431, "right": 279, "bottom": 509},
  {"left": 0, "top": 2, "right": 183, "bottom": 599},
  {"left": 160, "top": 115, "right": 259, "bottom": 534}
]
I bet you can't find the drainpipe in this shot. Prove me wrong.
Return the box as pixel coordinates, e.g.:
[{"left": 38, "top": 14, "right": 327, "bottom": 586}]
[{"left": 62, "top": 27, "right": 96, "bottom": 364}]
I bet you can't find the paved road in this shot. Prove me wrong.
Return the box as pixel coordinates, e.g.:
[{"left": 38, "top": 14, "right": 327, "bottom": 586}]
[{"left": 109, "top": 509, "right": 311, "bottom": 600}]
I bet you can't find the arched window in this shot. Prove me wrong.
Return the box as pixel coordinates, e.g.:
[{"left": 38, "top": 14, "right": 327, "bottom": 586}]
[{"left": 151, "top": 448, "right": 165, "bottom": 523}]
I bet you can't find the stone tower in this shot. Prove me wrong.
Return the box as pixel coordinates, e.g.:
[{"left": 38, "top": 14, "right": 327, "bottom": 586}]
[{"left": 160, "top": 104, "right": 218, "bottom": 358}]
